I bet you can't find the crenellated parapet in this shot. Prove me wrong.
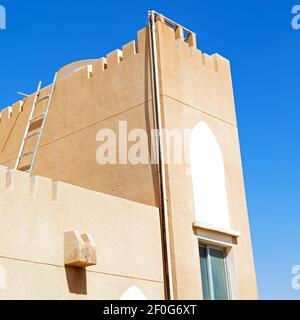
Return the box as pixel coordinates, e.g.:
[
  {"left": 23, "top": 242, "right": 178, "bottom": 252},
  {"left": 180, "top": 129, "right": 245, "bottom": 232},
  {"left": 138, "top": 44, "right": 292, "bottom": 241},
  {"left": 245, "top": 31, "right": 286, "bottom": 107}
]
[
  {"left": 0, "top": 18, "right": 235, "bottom": 206},
  {"left": 0, "top": 163, "right": 164, "bottom": 299},
  {"left": 0, "top": 19, "right": 230, "bottom": 130},
  {"left": 0, "top": 27, "right": 147, "bottom": 134},
  {"left": 0, "top": 164, "right": 62, "bottom": 200}
]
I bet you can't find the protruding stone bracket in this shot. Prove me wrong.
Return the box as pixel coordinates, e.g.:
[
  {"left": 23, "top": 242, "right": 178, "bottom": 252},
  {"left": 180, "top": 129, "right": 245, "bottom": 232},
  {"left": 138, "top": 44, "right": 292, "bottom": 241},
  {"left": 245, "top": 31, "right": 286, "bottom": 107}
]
[{"left": 64, "top": 231, "right": 97, "bottom": 268}]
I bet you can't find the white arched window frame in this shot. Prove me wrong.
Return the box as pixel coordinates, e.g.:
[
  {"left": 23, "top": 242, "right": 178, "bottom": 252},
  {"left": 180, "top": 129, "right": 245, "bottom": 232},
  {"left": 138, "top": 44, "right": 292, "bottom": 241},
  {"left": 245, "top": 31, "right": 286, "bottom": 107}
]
[
  {"left": 120, "top": 285, "right": 148, "bottom": 300},
  {"left": 190, "top": 121, "right": 231, "bottom": 229}
]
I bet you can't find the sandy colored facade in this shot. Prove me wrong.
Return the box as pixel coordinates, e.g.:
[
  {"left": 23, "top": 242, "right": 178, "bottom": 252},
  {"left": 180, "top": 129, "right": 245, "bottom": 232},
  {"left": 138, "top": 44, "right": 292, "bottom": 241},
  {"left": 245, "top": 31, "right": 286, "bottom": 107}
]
[
  {"left": 0, "top": 166, "right": 164, "bottom": 299},
  {"left": 0, "top": 15, "right": 257, "bottom": 299}
]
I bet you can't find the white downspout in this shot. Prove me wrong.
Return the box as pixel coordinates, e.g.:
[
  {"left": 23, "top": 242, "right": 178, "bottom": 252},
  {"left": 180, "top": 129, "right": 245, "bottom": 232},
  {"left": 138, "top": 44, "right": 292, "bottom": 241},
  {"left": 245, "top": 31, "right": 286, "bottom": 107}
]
[{"left": 148, "top": 10, "right": 174, "bottom": 300}]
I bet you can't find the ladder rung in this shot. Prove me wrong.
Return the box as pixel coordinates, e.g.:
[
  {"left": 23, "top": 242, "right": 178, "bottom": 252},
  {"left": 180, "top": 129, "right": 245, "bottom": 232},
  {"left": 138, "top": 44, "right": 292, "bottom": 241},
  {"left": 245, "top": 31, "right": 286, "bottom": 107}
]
[
  {"left": 26, "top": 131, "right": 40, "bottom": 140},
  {"left": 19, "top": 165, "right": 31, "bottom": 172},
  {"left": 30, "top": 113, "right": 45, "bottom": 122},
  {"left": 37, "top": 95, "right": 50, "bottom": 103},
  {"left": 15, "top": 73, "right": 57, "bottom": 173},
  {"left": 20, "top": 151, "right": 34, "bottom": 158}
]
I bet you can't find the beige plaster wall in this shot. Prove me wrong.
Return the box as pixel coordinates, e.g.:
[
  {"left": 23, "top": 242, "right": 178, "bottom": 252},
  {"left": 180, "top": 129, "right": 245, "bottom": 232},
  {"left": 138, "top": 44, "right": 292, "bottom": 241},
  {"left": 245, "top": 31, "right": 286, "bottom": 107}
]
[
  {"left": 154, "top": 21, "right": 257, "bottom": 299},
  {"left": 0, "top": 17, "right": 257, "bottom": 300},
  {"left": 0, "top": 165, "right": 164, "bottom": 300},
  {"left": 0, "top": 27, "right": 159, "bottom": 207}
]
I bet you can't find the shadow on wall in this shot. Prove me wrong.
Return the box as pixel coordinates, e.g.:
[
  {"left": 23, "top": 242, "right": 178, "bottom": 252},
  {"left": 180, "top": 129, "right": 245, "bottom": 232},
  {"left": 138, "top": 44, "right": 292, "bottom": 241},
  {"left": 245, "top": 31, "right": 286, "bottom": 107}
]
[
  {"left": 65, "top": 266, "right": 87, "bottom": 295},
  {"left": 64, "top": 268, "right": 148, "bottom": 299}
]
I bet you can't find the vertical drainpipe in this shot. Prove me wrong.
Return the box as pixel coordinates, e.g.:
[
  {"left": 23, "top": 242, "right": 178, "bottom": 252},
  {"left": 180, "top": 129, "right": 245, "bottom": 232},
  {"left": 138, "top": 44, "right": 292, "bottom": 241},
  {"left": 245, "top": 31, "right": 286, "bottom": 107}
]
[{"left": 148, "top": 10, "right": 174, "bottom": 300}]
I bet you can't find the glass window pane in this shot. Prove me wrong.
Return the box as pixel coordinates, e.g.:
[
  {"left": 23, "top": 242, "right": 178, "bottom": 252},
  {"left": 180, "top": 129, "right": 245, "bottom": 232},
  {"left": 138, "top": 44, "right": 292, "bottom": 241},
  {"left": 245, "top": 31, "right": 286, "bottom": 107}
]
[
  {"left": 199, "top": 245, "right": 210, "bottom": 300},
  {"left": 209, "top": 247, "right": 229, "bottom": 300}
]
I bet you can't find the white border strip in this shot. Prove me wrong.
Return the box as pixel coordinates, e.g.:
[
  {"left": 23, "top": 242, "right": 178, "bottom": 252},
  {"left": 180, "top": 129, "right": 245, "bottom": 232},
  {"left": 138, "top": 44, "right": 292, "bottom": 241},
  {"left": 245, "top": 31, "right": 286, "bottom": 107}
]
[{"left": 193, "top": 221, "right": 241, "bottom": 238}]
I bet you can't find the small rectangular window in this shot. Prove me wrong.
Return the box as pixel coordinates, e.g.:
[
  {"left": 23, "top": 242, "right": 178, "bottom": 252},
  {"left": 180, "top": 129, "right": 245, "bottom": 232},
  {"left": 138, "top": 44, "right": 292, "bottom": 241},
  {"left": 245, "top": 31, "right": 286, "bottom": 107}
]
[{"left": 199, "top": 244, "right": 230, "bottom": 300}]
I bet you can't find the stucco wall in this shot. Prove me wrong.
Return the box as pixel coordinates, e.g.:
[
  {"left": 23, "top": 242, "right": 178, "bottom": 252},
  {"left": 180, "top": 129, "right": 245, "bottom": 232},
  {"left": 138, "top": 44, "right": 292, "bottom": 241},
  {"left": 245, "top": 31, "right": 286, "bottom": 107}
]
[
  {"left": 0, "top": 27, "right": 159, "bottom": 207},
  {"left": 0, "top": 165, "right": 164, "bottom": 300},
  {"left": 0, "top": 17, "right": 257, "bottom": 300},
  {"left": 155, "top": 20, "right": 257, "bottom": 299}
]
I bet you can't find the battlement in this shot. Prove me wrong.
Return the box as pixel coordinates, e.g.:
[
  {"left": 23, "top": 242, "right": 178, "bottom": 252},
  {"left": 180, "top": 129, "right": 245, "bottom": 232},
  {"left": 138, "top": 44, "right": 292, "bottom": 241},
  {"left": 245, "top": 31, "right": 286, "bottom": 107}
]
[
  {"left": 0, "top": 164, "right": 57, "bottom": 200},
  {"left": 0, "top": 164, "right": 161, "bottom": 208},
  {"left": 0, "top": 163, "right": 164, "bottom": 299},
  {"left": 0, "top": 16, "right": 236, "bottom": 206},
  {"left": 0, "top": 14, "right": 257, "bottom": 300},
  {"left": 0, "top": 19, "right": 230, "bottom": 128}
]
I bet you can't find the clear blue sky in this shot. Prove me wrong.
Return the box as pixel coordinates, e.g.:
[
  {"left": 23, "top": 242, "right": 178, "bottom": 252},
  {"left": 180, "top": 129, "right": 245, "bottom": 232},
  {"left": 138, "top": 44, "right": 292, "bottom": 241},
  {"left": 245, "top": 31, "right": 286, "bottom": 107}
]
[{"left": 0, "top": 0, "right": 299, "bottom": 299}]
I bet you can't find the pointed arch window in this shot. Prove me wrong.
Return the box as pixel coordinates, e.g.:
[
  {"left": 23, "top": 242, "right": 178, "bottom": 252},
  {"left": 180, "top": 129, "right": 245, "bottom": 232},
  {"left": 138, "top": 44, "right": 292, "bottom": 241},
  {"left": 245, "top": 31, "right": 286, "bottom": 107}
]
[
  {"left": 190, "top": 121, "right": 231, "bottom": 229},
  {"left": 120, "top": 285, "right": 147, "bottom": 300}
]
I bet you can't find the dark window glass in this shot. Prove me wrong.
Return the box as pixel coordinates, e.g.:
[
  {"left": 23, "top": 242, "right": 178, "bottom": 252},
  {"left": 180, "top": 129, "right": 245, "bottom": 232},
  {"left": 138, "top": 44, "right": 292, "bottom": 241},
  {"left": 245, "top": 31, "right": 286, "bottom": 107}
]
[
  {"left": 209, "top": 247, "right": 229, "bottom": 300},
  {"left": 199, "top": 245, "right": 210, "bottom": 300},
  {"left": 199, "top": 244, "right": 229, "bottom": 300}
]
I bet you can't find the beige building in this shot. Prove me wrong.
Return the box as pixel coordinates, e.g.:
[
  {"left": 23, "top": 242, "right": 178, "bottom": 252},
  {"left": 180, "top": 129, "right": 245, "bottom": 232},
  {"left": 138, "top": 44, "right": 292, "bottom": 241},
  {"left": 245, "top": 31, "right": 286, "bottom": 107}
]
[{"left": 0, "top": 12, "right": 257, "bottom": 300}]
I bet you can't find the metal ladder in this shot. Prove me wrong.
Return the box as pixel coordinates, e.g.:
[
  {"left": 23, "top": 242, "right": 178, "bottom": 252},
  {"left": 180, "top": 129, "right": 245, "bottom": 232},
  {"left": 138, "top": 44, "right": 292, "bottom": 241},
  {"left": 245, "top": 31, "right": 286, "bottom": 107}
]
[{"left": 15, "top": 72, "right": 58, "bottom": 175}]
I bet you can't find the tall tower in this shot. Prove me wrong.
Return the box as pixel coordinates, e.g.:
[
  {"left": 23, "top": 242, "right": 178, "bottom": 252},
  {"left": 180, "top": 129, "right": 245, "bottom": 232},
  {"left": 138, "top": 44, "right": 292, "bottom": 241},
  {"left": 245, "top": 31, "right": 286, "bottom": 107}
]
[
  {"left": 0, "top": 13, "right": 257, "bottom": 300},
  {"left": 149, "top": 13, "right": 257, "bottom": 299}
]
